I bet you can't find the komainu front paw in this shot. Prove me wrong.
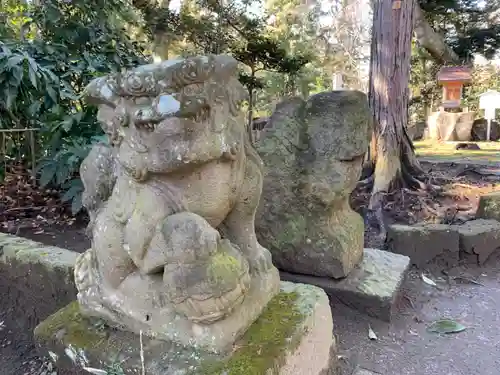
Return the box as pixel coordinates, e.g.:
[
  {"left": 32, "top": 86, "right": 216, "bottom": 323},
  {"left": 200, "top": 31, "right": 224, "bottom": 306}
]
[{"left": 248, "top": 245, "right": 274, "bottom": 274}]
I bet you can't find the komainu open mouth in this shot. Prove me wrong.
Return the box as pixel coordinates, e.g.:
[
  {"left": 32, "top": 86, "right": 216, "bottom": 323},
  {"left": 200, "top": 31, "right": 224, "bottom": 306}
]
[{"left": 134, "top": 121, "right": 158, "bottom": 132}]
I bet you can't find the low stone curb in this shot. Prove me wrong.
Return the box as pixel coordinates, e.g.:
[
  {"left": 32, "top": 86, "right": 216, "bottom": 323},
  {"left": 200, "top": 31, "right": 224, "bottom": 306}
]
[
  {"left": 387, "top": 219, "right": 500, "bottom": 267},
  {"left": 0, "top": 233, "right": 78, "bottom": 337}
]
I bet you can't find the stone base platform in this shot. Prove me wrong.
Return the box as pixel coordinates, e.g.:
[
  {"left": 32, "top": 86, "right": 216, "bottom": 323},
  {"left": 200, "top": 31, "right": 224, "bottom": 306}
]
[
  {"left": 281, "top": 248, "right": 410, "bottom": 322},
  {"left": 34, "top": 282, "right": 338, "bottom": 375}
]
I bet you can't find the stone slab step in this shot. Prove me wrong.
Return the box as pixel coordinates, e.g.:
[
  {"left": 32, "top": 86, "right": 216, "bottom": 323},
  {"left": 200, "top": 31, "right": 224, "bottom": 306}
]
[{"left": 280, "top": 248, "right": 410, "bottom": 322}]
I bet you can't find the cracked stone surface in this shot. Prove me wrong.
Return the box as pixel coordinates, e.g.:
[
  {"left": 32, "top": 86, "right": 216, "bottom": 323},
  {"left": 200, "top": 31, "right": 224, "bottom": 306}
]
[
  {"left": 387, "top": 223, "right": 459, "bottom": 268},
  {"left": 454, "top": 219, "right": 500, "bottom": 265}
]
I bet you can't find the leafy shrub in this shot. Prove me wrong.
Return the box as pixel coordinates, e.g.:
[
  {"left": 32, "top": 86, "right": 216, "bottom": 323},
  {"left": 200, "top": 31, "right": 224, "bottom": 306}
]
[{"left": 1, "top": 0, "right": 151, "bottom": 214}]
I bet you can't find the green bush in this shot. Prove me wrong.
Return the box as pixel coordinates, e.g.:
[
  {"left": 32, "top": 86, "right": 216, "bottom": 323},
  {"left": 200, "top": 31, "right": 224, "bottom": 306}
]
[{"left": 0, "top": 0, "right": 151, "bottom": 214}]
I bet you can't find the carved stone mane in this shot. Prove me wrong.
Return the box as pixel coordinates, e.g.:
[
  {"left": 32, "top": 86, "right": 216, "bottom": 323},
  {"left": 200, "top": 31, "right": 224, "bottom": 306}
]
[{"left": 75, "top": 54, "right": 279, "bottom": 353}]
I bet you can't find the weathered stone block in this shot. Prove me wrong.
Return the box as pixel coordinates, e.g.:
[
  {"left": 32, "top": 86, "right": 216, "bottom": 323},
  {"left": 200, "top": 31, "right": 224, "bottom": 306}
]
[
  {"left": 0, "top": 233, "right": 78, "bottom": 336},
  {"left": 386, "top": 223, "right": 459, "bottom": 267},
  {"left": 34, "top": 282, "right": 338, "bottom": 375},
  {"left": 476, "top": 191, "right": 500, "bottom": 222},
  {"left": 256, "top": 91, "right": 372, "bottom": 280},
  {"left": 280, "top": 249, "right": 410, "bottom": 322},
  {"left": 454, "top": 219, "right": 500, "bottom": 264}
]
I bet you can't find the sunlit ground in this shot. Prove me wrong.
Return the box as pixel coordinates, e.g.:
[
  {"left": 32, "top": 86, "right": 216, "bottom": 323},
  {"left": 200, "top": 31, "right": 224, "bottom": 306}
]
[{"left": 414, "top": 140, "right": 500, "bottom": 165}]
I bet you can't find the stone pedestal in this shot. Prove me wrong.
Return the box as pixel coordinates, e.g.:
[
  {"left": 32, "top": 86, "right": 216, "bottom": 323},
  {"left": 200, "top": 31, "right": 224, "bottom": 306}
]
[
  {"left": 34, "top": 282, "right": 338, "bottom": 375},
  {"left": 281, "top": 249, "right": 410, "bottom": 322}
]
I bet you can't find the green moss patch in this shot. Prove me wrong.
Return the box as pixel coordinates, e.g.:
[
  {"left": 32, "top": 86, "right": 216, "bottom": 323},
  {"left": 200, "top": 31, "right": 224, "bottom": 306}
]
[
  {"left": 272, "top": 214, "right": 307, "bottom": 250},
  {"left": 200, "top": 291, "right": 304, "bottom": 375},
  {"left": 34, "top": 301, "right": 108, "bottom": 350},
  {"left": 208, "top": 244, "right": 245, "bottom": 289}
]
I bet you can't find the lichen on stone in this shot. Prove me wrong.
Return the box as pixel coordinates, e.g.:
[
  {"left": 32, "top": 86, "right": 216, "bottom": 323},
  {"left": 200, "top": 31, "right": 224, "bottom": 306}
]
[
  {"left": 207, "top": 249, "right": 244, "bottom": 288},
  {"left": 198, "top": 291, "right": 304, "bottom": 375},
  {"left": 272, "top": 214, "right": 307, "bottom": 250},
  {"left": 34, "top": 301, "right": 107, "bottom": 350}
]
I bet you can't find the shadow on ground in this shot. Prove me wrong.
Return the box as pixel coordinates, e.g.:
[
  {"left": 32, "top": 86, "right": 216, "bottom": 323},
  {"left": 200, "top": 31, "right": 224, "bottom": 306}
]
[{"left": 333, "top": 252, "right": 500, "bottom": 375}]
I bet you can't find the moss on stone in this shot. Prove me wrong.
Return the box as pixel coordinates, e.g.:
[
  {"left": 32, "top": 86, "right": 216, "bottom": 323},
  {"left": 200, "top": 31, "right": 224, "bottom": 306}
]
[
  {"left": 199, "top": 291, "right": 304, "bottom": 375},
  {"left": 207, "top": 248, "right": 243, "bottom": 288},
  {"left": 477, "top": 192, "right": 500, "bottom": 221},
  {"left": 34, "top": 301, "right": 108, "bottom": 350},
  {"left": 272, "top": 214, "right": 307, "bottom": 249}
]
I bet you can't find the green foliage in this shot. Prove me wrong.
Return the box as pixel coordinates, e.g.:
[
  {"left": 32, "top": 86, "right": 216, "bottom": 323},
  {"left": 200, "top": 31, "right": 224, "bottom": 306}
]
[
  {"left": 463, "top": 64, "right": 500, "bottom": 114},
  {"left": 135, "top": 0, "right": 310, "bottom": 118},
  {"left": 0, "top": 42, "right": 60, "bottom": 130},
  {"left": 410, "top": 0, "right": 500, "bottom": 122},
  {"left": 1, "top": 0, "right": 150, "bottom": 214},
  {"left": 36, "top": 135, "right": 108, "bottom": 215},
  {"left": 419, "top": 0, "right": 500, "bottom": 60}
]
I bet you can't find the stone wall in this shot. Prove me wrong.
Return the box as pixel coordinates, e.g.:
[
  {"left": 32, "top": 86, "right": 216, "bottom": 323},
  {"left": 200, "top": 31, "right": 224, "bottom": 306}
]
[{"left": 0, "top": 233, "right": 77, "bottom": 343}]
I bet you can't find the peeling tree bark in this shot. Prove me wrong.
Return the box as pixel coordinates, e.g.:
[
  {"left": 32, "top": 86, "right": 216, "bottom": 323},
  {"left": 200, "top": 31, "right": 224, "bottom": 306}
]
[
  {"left": 365, "top": 0, "right": 459, "bottom": 237},
  {"left": 366, "top": 0, "right": 429, "bottom": 237}
]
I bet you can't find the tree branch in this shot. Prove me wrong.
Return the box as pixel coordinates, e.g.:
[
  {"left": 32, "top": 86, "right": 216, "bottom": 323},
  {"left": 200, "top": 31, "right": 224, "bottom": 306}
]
[
  {"left": 413, "top": 5, "right": 460, "bottom": 64},
  {"left": 368, "top": 0, "right": 460, "bottom": 64}
]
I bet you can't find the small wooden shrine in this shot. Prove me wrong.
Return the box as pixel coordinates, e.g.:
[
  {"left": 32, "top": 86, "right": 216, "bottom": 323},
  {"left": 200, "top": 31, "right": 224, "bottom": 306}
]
[{"left": 437, "top": 66, "right": 472, "bottom": 109}]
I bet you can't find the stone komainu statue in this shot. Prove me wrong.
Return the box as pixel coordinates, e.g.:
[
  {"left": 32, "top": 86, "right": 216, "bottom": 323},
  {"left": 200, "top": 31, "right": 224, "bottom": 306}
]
[{"left": 75, "top": 55, "right": 279, "bottom": 352}]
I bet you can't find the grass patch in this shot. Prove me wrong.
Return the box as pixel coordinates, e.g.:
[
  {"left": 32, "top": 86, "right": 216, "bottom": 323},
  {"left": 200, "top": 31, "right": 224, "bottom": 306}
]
[{"left": 414, "top": 140, "right": 500, "bottom": 164}]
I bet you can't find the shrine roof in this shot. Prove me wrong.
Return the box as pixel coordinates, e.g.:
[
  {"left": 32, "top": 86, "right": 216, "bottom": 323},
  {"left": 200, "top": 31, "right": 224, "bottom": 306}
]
[{"left": 437, "top": 66, "right": 472, "bottom": 83}]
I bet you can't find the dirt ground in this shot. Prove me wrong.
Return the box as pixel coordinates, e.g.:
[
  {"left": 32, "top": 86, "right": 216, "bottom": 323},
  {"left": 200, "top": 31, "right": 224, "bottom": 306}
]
[
  {"left": 1, "top": 149, "right": 500, "bottom": 375},
  {"left": 335, "top": 256, "right": 500, "bottom": 375}
]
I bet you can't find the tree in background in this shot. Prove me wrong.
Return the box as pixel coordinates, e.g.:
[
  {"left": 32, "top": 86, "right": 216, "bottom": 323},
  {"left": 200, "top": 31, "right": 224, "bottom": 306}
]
[
  {"left": 133, "top": 0, "right": 310, "bottom": 137},
  {"left": 365, "top": 0, "right": 500, "bottom": 235},
  {"left": 410, "top": 0, "right": 500, "bottom": 122},
  {"left": 326, "top": 0, "right": 370, "bottom": 90},
  {"left": 253, "top": 0, "right": 372, "bottom": 116}
]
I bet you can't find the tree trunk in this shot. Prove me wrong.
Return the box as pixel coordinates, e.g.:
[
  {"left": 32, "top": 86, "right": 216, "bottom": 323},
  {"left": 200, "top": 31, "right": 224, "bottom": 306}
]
[
  {"left": 368, "top": 0, "right": 459, "bottom": 65},
  {"left": 367, "top": 0, "right": 427, "bottom": 236},
  {"left": 247, "top": 87, "right": 254, "bottom": 144}
]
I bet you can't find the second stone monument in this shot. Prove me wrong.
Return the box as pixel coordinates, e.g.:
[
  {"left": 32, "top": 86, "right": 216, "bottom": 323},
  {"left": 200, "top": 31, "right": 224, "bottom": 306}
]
[{"left": 255, "top": 91, "right": 411, "bottom": 321}]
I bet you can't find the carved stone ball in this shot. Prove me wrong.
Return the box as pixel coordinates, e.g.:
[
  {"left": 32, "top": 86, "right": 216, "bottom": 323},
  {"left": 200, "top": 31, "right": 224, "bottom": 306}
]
[{"left": 161, "top": 212, "right": 251, "bottom": 324}]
